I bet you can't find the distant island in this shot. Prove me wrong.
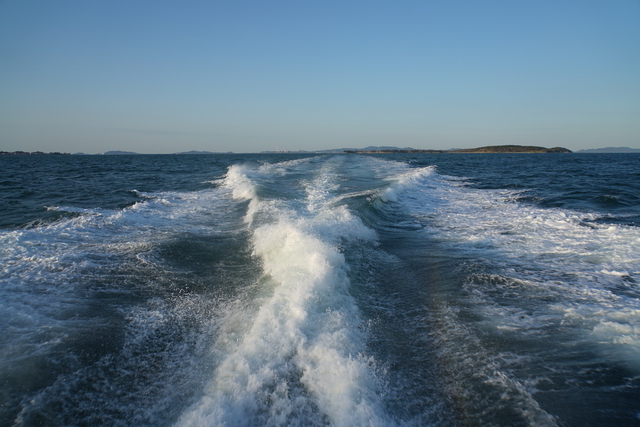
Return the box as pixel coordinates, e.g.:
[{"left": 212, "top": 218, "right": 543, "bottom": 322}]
[
  {"left": 451, "top": 145, "right": 572, "bottom": 153},
  {"left": 345, "top": 145, "right": 572, "bottom": 154}
]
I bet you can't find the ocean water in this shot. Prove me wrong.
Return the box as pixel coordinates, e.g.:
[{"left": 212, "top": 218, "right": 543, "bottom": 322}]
[{"left": 1, "top": 152, "right": 638, "bottom": 426}]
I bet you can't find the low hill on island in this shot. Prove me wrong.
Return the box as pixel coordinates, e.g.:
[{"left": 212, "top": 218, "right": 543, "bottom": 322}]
[{"left": 451, "top": 145, "right": 571, "bottom": 153}]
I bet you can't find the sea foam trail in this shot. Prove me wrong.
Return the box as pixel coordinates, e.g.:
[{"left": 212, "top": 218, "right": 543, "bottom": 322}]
[
  {"left": 372, "top": 161, "right": 640, "bottom": 422},
  {"left": 177, "top": 159, "right": 387, "bottom": 426},
  {"left": 425, "top": 177, "right": 640, "bottom": 372},
  {"left": 0, "top": 183, "right": 244, "bottom": 425}
]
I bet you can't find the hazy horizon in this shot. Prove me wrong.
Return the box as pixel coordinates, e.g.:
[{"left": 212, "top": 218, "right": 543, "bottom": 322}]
[{"left": 2, "top": 1, "right": 639, "bottom": 154}]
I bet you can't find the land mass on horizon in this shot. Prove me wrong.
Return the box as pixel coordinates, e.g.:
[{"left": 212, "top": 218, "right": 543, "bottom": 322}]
[
  {"left": 344, "top": 145, "right": 572, "bottom": 154},
  {"left": 7, "top": 145, "right": 640, "bottom": 156}
]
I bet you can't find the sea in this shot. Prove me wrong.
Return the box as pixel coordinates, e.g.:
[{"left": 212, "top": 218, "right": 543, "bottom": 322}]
[{"left": 1, "top": 152, "right": 639, "bottom": 426}]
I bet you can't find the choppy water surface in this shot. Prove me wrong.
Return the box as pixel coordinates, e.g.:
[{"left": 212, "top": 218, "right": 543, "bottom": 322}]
[{"left": 1, "top": 153, "right": 638, "bottom": 426}]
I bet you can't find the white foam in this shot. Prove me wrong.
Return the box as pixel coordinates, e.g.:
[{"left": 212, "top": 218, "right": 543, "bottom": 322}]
[
  {"left": 600, "top": 269, "right": 631, "bottom": 277},
  {"left": 224, "top": 164, "right": 259, "bottom": 203},
  {"left": 177, "top": 159, "right": 387, "bottom": 426},
  {"left": 378, "top": 166, "right": 437, "bottom": 204},
  {"left": 222, "top": 163, "right": 274, "bottom": 225},
  {"left": 0, "top": 184, "right": 241, "bottom": 400},
  {"left": 376, "top": 162, "right": 640, "bottom": 372}
]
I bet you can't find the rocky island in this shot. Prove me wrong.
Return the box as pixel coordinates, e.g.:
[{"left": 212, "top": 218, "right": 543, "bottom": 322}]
[{"left": 452, "top": 145, "right": 571, "bottom": 153}]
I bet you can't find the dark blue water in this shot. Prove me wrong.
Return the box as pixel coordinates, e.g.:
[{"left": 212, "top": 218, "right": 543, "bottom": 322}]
[{"left": 1, "top": 153, "right": 639, "bottom": 426}]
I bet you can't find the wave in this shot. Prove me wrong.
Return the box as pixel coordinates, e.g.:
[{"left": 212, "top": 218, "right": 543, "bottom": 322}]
[
  {"left": 177, "top": 157, "right": 388, "bottom": 426},
  {"left": 2, "top": 154, "right": 638, "bottom": 426},
  {"left": 381, "top": 160, "right": 640, "bottom": 363},
  {"left": 1, "top": 183, "right": 248, "bottom": 425}
]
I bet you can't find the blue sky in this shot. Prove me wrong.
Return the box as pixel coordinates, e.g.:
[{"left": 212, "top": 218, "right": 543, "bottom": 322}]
[{"left": 1, "top": 0, "right": 638, "bottom": 153}]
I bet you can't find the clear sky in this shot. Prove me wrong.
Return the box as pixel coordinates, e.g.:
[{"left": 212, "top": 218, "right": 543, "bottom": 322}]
[{"left": 1, "top": 0, "right": 639, "bottom": 153}]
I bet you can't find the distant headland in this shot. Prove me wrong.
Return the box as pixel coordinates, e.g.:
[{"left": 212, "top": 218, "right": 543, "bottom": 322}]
[{"left": 344, "top": 145, "right": 572, "bottom": 154}]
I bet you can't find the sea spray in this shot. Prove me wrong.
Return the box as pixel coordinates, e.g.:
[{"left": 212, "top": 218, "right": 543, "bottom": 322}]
[{"left": 177, "top": 160, "right": 388, "bottom": 426}]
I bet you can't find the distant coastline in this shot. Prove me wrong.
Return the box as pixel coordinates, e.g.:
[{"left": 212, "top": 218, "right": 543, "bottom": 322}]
[
  {"left": 0, "top": 151, "right": 71, "bottom": 156},
  {"left": 344, "top": 145, "right": 572, "bottom": 154},
  {"left": 5, "top": 145, "right": 640, "bottom": 156}
]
